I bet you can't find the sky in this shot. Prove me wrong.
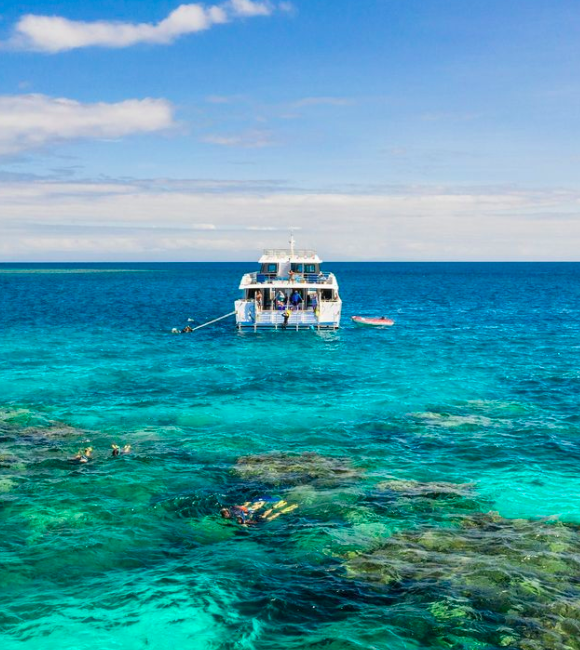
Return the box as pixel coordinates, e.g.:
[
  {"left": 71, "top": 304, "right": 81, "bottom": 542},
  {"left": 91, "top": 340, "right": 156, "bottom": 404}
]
[{"left": 0, "top": 0, "right": 580, "bottom": 261}]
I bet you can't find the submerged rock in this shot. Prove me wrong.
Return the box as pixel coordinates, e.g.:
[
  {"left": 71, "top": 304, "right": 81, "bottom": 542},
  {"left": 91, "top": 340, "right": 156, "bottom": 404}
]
[
  {"left": 20, "top": 423, "right": 85, "bottom": 439},
  {"left": 376, "top": 479, "right": 475, "bottom": 499},
  {"left": 343, "top": 513, "right": 580, "bottom": 649},
  {"left": 0, "top": 407, "right": 35, "bottom": 425},
  {"left": 410, "top": 411, "right": 494, "bottom": 429},
  {"left": 0, "top": 452, "right": 20, "bottom": 468},
  {"left": 234, "top": 452, "right": 361, "bottom": 486},
  {"left": 0, "top": 477, "right": 16, "bottom": 493},
  {"left": 365, "top": 478, "right": 487, "bottom": 530}
]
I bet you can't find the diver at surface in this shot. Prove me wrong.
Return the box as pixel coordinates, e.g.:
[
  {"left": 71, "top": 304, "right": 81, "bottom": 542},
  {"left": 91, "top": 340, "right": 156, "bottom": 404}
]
[
  {"left": 112, "top": 444, "right": 132, "bottom": 456},
  {"left": 220, "top": 498, "right": 298, "bottom": 525},
  {"left": 70, "top": 447, "right": 93, "bottom": 463}
]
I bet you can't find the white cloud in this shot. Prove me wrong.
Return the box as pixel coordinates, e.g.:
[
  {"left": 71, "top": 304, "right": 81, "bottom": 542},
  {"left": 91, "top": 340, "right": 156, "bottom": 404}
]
[
  {"left": 8, "top": 2, "right": 284, "bottom": 52},
  {"left": 0, "top": 94, "right": 175, "bottom": 156},
  {"left": 228, "top": 0, "right": 273, "bottom": 17},
  {"left": 202, "top": 130, "right": 274, "bottom": 147},
  {"left": 0, "top": 178, "right": 579, "bottom": 261}
]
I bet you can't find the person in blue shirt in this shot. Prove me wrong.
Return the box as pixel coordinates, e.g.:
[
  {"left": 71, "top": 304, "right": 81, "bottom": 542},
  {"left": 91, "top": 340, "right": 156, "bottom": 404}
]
[{"left": 290, "top": 290, "right": 303, "bottom": 310}]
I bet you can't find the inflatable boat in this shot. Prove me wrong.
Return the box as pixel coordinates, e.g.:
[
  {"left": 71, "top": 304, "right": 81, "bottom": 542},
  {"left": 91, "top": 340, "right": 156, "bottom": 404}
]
[{"left": 352, "top": 316, "right": 394, "bottom": 327}]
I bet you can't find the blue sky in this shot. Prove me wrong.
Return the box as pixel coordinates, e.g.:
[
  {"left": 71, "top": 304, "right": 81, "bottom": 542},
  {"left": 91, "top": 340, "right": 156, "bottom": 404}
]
[{"left": 1, "top": 0, "right": 579, "bottom": 260}]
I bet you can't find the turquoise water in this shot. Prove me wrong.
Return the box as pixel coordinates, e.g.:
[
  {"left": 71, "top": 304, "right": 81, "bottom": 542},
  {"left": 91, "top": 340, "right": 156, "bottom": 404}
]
[{"left": 2, "top": 262, "right": 580, "bottom": 650}]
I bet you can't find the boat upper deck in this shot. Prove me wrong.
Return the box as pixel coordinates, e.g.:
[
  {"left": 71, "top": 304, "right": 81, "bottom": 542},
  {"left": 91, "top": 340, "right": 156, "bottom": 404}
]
[
  {"left": 239, "top": 271, "right": 337, "bottom": 289},
  {"left": 240, "top": 238, "right": 338, "bottom": 290}
]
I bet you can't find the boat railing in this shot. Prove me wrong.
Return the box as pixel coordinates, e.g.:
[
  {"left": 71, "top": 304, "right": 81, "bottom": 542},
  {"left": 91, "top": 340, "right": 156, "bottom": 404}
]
[
  {"left": 238, "top": 297, "right": 340, "bottom": 312},
  {"left": 241, "top": 271, "right": 335, "bottom": 286},
  {"left": 262, "top": 248, "right": 317, "bottom": 258}
]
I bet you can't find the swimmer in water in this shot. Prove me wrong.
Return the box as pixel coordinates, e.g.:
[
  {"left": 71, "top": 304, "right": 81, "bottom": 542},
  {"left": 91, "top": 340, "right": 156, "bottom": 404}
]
[
  {"left": 220, "top": 499, "right": 298, "bottom": 525},
  {"left": 181, "top": 325, "right": 194, "bottom": 333},
  {"left": 71, "top": 447, "right": 93, "bottom": 463},
  {"left": 112, "top": 444, "right": 131, "bottom": 456},
  {"left": 220, "top": 505, "right": 251, "bottom": 525}
]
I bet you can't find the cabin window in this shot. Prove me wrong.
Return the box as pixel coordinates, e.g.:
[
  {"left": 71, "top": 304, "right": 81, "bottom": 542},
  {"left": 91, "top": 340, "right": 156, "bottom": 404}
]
[
  {"left": 304, "top": 264, "right": 316, "bottom": 274},
  {"left": 321, "top": 289, "right": 333, "bottom": 301},
  {"left": 291, "top": 263, "right": 304, "bottom": 273},
  {"left": 261, "top": 263, "right": 278, "bottom": 274}
]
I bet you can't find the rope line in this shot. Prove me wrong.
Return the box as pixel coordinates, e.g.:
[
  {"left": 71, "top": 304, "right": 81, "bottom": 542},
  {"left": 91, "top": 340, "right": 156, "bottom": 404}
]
[{"left": 187, "top": 310, "right": 236, "bottom": 332}]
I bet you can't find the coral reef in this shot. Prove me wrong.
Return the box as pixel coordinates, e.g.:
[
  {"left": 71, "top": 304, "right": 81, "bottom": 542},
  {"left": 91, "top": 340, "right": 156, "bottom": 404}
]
[
  {"left": 376, "top": 479, "right": 475, "bottom": 499},
  {"left": 344, "top": 512, "right": 580, "bottom": 649},
  {"left": 234, "top": 452, "right": 361, "bottom": 486}
]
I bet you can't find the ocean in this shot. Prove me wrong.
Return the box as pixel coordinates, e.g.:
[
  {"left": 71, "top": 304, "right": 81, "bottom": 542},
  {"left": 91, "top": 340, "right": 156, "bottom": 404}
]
[{"left": 1, "top": 262, "right": 580, "bottom": 650}]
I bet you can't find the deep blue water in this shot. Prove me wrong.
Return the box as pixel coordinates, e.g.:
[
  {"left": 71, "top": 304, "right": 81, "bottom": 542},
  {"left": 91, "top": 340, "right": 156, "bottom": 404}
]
[{"left": 2, "top": 262, "right": 580, "bottom": 650}]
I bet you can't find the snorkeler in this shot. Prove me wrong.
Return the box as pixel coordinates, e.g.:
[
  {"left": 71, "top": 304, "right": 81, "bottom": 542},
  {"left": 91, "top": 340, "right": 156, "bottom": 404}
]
[
  {"left": 112, "top": 444, "right": 131, "bottom": 456},
  {"left": 220, "top": 505, "right": 251, "bottom": 524},
  {"left": 181, "top": 325, "right": 194, "bottom": 333},
  {"left": 220, "top": 499, "right": 298, "bottom": 525},
  {"left": 71, "top": 447, "right": 93, "bottom": 463}
]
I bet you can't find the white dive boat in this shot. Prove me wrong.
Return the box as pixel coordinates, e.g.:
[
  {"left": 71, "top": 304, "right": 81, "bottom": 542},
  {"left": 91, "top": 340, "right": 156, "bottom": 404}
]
[{"left": 235, "top": 236, "right": 342, "bottom": 330}]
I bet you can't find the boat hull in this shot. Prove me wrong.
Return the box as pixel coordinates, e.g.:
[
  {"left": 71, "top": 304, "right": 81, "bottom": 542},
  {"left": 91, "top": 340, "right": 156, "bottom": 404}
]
[{"left": 235, "top": 300, "right": 341, "bottom": 330}]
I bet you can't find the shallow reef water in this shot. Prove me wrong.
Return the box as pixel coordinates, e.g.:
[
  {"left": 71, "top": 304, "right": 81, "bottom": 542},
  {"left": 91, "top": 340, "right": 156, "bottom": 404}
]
[{"left": 1, "top": 262, "right": 580, "bottom": 649}]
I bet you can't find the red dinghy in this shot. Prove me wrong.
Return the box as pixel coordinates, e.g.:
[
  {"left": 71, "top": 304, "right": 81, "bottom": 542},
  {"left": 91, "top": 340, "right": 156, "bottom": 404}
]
[{"left": 352, "top": 316, "right": 394, "bottom": 327}]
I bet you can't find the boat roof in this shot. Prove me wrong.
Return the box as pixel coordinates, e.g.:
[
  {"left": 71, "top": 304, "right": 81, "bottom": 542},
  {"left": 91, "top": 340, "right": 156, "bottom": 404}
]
[{"left": 259, "top": 248, "right": 322, "bottom": 264}]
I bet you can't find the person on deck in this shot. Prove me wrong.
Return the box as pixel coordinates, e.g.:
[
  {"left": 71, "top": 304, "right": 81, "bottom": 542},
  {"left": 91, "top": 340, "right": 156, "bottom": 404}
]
[
  {"left": 255, "top": 290, "right": 263, "bottom": 311},
  {"left": 276, "top": 290, "right": 286, "bottom": 309},
  {"left": 290, "top": 290, "right": 303, "bottom": 310}
]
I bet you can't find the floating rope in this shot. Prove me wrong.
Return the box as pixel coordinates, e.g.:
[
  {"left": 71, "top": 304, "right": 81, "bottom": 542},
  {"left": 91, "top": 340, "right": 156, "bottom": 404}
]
[{"left": 183, "top": 310, "right": 236, "bottom": 333}]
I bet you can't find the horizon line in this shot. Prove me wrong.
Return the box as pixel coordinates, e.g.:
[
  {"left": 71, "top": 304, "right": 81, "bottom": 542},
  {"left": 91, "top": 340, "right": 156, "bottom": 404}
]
[{"left": 2, "top": 260, "right": 580, "bottom": 265}]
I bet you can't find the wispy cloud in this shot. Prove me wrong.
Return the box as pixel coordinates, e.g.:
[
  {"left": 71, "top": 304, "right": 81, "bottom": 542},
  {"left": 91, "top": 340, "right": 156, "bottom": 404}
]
[
  {"left": 202, "top": 129, "right": 274, "bottom": 148},
  {"left": 1, "top": 177, "right": 578, "bottom": 261},
  {"left": 0, "top": 94, "right": 175, "bottom": 156},
  {"left": 6, "top": 1, "right": 288, "bottom": 53},
  {"left": 205, "top": 95, "right": 242, "bottom": 104}
]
